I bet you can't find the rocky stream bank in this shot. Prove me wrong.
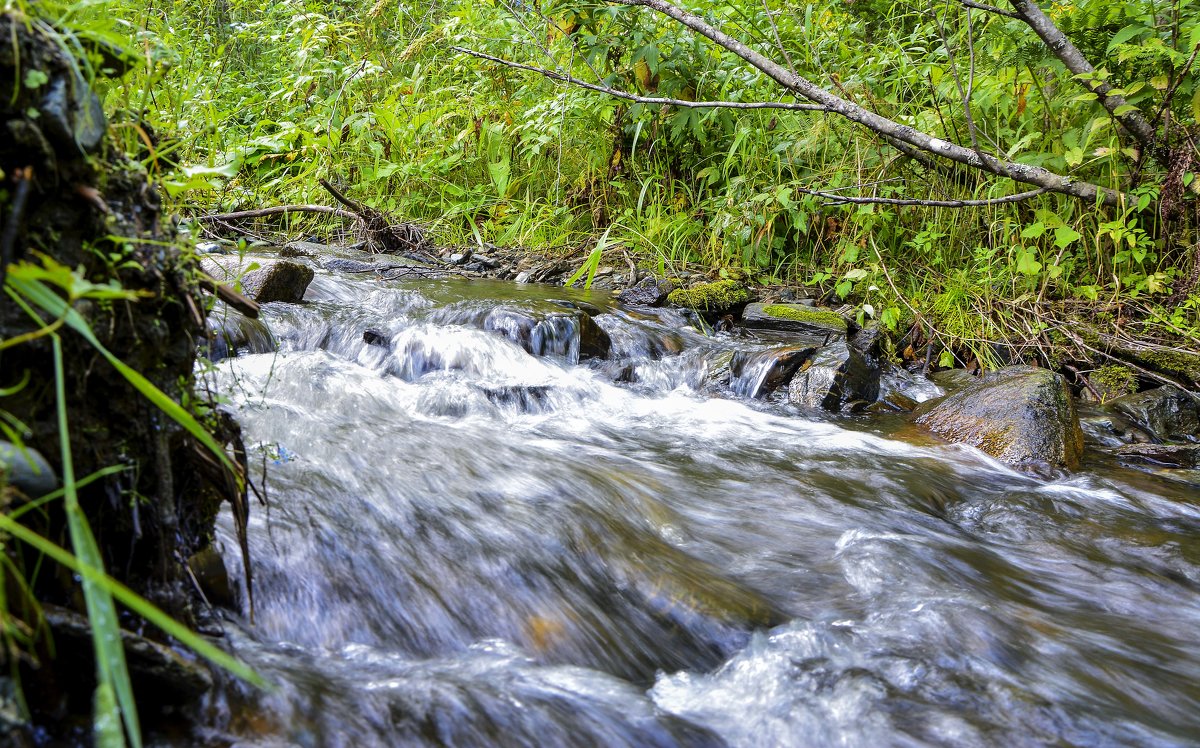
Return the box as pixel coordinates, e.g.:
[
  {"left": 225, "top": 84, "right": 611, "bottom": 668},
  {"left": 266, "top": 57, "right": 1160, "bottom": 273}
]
[{"left": 202, "top": 236, "right": 1199, "bottom": 482}]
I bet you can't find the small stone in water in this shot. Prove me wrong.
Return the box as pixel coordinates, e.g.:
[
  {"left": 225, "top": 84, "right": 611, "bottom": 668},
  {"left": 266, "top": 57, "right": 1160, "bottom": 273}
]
[{"left": 363, "top": 329, "right": 389, "bottom": 347}]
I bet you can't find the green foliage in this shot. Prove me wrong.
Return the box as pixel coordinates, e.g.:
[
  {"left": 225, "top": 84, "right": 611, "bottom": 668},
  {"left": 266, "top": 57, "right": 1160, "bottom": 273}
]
[{"left": 84, "top": 0, "right": 1198, "bottom": 350}]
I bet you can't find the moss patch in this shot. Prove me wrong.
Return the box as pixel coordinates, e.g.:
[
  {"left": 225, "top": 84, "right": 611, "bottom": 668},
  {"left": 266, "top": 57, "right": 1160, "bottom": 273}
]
[
  {"left": 1135, "top": 348, "right": 1200, "bottom": 381},
  {"left": 761, "top": 304, "right": 848, "bottom": 332},
  {"left": 667, "top": 280, "right": 752, "bottom": 311},
  {"left": 1091, "top": 364, "right": 1136, "bottom": 402}
]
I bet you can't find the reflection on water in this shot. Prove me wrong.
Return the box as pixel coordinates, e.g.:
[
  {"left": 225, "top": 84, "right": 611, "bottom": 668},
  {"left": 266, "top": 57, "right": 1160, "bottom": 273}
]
[{"left": 195, "top": 260, "right": 1200, "bottom": 747}]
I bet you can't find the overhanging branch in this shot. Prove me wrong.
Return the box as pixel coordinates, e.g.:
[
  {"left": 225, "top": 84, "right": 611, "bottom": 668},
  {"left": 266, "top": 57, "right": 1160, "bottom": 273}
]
[
  {"left": 609, "top": 0, "right": 1123, "bottom": 206},
  {"left": 451, "top": 46, "right": 829, "bottom": 112}
]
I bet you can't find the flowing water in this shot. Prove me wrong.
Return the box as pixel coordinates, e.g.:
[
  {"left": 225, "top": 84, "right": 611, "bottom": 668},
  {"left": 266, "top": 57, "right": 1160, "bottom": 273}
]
[{"left": 194, "top": 259, "right": 1200, "bottom": 747}]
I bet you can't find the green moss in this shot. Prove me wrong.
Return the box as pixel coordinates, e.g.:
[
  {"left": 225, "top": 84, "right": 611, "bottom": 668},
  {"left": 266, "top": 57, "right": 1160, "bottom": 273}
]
[
  {"left": 1091, "top": 364, "right": 1136, "bottom": 402},
  {"left": 1136, "top": 349, "right": 1200, "bottom": 380},
  {"left": 761, "top": 304, "right": 848, "bottom": 331},
  {"left": 667, "top": 280, "right": 752, "bottom": 311}
]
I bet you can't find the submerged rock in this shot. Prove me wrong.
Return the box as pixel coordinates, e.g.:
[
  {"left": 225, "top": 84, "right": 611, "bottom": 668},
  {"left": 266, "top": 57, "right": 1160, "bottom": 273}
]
[
  {"left": 205, "top": 308, "right": 276, "bottom": 361},
  {"left": 241, "top": 260, "right": 314, "bottom": 304},
  {"left": 743, "top": 302, "right": 847, "bottom": 338},
  {"left": 788, "top": 340, "right": 880, "bottom": 411},
  {"left": 729, "top": 345, "right": 815, "bottom": 399},
  {"left": 914, "top": 366, "right": 1084, "bottom": 472},
  {"left": 484, "top": 308, "right": 611, "bottom": 361},
  {"left": 1114, "top": 443, "right": 1200, "bottom": 468},
  {"left": 1108, "top": 386, "right": 1199, "bottom": 443}
]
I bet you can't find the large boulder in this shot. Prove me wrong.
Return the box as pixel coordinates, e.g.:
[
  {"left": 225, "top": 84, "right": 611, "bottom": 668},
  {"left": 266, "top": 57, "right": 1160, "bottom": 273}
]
[
  {"left": 1108, "top": 386, "right": 1199, "bottom": 443},
  {"left": 914, "top": 366, "right": 1084, "bottom": 472},
  {"left": 240, "top": 260, "right": 314, "bottom": 303},
  {"left": 788, "top": 340, "right": 880, "bottom": 411}
]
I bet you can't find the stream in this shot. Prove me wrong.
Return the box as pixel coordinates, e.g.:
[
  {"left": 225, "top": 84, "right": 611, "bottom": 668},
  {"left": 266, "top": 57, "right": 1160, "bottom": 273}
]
[{"left": 193, "top": 259, "right": 1200, "bottom": 747}]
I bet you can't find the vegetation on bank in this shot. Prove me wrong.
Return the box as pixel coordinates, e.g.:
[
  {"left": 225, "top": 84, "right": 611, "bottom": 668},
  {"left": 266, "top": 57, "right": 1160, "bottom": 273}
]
[{"left": 82, "top": 0, "right": 1200, "bottom": 382}]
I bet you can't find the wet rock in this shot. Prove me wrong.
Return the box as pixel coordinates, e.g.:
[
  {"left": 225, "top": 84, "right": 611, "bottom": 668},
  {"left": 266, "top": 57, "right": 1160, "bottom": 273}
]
[
  {"left": 205, "top": 308, "right": 276, "bottom": 361},
  {"left": 187, "top": 547, "right": 233, "bottom": 608},
  {"left": 241, "top": 260, "right": 314, "bottom": 304},
  {"left": 38, "top": 72, "right": 105, "bottom": 152},
  {"left": 787, "top": 340, "right": 880, "bottom": 410},
  {"left": 280, "top": 241, "right": 321, "bottom": 258},
  {"left": 1114, "top": 443, "right": 1200, "bottom": 468},
  {"left": 321, "top": 257, "right": 377, "bottom": 273},
  {"left": 914, "top": 366, "right": 1084, "bottom": 472},
  {"left": 928, "top": 368, "right": 978, "bottom": 393},
  {"left": 45, "top": 605, "right": 213, "bottom": 702},
  {"left": 1077, "top": 404, "right": 1155, "bottom": 448},
  {"left": 0, "top": 441, "right": 57, "bottom": 497},
  {"left": 729, "top": 345, "right": 815, "bottom": 399},
  {"left": 1108, "top": 386, "right": 1199, "bottom": 443},
  {"left": 484, "top": 308, "right": 611, "bottom": 361},
  {"left": 618, "top": 276, "right": 674, "bottom": 307},
  {"left": 363, "top": 328, "right": 390, "bottom": 347},
  {"left": 742, "top": 302, "right": 847, "bottom": 338},
  {"left": 666, "top": 280, "right": 752, "bottom": 314}
]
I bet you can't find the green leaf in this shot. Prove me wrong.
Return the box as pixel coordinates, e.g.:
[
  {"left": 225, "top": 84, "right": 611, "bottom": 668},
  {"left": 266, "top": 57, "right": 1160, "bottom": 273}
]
[
  {"left": 1053, "top": 226, "right": 1082, "bottom": 249},
  {"left": 23, "top": 69, "right": 49, "bottom": 89},
  {"left": 938, "top": 350, "right": 956, "bottom": 368},
  {"left": 1107, "top": 25, "right": 1148, "bottom": 52},
  {"left": 1015, "top": 248, "right": 1042, "bottom": 276},
  {"left": 843, "top": 268, "right": 869, "bottom": 281},
  {"left": 94, "top": 684, "right": 125, "bottom": 748},
  {"left": 1112, "top": 104, "right": 1140, "bottom": 116},
  {"left": 1020, "top": 222, "right": 1046, "bottom": 239}
]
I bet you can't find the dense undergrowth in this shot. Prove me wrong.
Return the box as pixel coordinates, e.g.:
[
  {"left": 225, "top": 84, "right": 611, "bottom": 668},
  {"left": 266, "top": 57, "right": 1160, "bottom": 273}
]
[{"left": 77, "top": 0, "right": 1200, "bottom": 374}]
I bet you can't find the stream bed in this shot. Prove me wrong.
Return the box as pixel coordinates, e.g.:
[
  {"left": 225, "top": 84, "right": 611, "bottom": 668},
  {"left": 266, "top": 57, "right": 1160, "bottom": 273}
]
[{"left": 194, "top": 261, "right": 1200, "bottom": 747}]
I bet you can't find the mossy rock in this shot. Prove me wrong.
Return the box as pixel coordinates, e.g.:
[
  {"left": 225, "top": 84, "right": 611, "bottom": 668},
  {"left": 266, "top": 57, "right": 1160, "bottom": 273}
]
[
  {"left": 1087, "top": 364, "right": 1136, "bottom": 403},
  {"left": 666, "top": 280, "right": 752, "bottom": 313},
  {"left": 743, "top": 302, "right": 847, "bottom": 337},
  {"left": 914, "top": 366, "right": 1084, "bottom": 472}
]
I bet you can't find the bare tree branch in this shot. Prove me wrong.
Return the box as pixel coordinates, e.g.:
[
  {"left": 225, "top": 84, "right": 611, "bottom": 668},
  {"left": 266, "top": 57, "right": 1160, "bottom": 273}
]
[
  {"left": 960, "top": 0, "right": 1019, "bottom": 19},
  {"left": 796, "top": 186, "right": 1047, "bottom": 207},
  {"left": 1008, "top": 0, "right": 1162, "bottom": 161},
  {"left": 199, "top": 205, "right": 357, "bottom": 222},
  {"left": 451, "top": 46, "right": 829, "bottom": 112},
  {"left": 608, "top": 0, "right": 1123, "bottom": 206}
]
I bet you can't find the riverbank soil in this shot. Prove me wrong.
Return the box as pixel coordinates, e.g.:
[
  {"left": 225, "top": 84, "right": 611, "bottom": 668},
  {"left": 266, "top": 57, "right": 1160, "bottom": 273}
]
[{"left": 0, "top": 12, "right": 244, "bottom": 741}]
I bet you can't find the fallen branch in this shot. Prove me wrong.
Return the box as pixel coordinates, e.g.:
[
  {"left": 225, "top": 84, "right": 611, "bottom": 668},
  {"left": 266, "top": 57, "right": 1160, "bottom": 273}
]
[
  {"left": 199, "top": 204, "right": 357, "bottom": 222},
  {"left": 797, "top": 186, "right": 1047, "bottom": 207},
  {"left": 195, "top": 272, "right": 260, "bottom": 319},
  {"left": 451, "top": 46, "right": 829, "bottom": 112},
  {"left": 608, "top": 0, "right": 1123, "bottom": 206}
]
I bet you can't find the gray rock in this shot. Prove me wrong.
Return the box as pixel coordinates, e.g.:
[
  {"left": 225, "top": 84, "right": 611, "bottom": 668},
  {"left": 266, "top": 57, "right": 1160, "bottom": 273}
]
[
  {"left": 0, "top": 441, "right": 57, "bottom": 497},
  {"left": 515, "top": 271, "right": 533, "bottom": 284},
  {"left": 241, "top": 260, "right": 314, "bottom": 303},
  {"left": 1109, "top": 386, "right": 1199, "bottom": 443},
  {"left": 321, "top": 257, "right": 377, "bottom": 273},
  {"left": 742, "top": 303, "right": 847, "bottom": 338},
  {"left": 1114, "top": 443, "right": 1200, "bottom": 468},
  {"left": 617, "top": 276, "right": 674, "bottom": 307},
  {"left": 914, "top": 366, "right": 1084, "bottom": 472},
  {"left": 788, "top": 340, "right": 880, "bottom": 411},
  {"left": 45, "top": 605, "right": 213, "bottom": 701},
  {"left": 39, "top": 73, "right": 105, "bottom": 152},
  {"left": 363, "top": 328, "right": 390, "bottom": 347}
]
